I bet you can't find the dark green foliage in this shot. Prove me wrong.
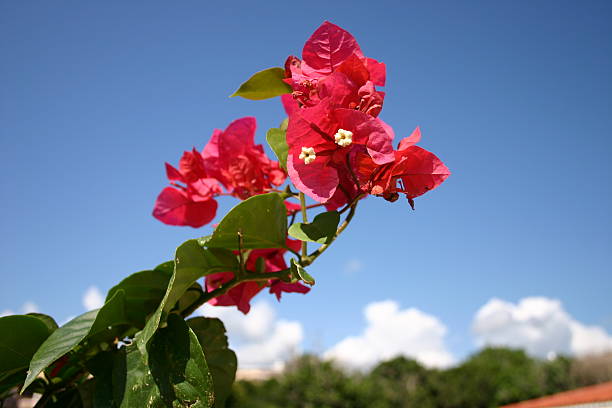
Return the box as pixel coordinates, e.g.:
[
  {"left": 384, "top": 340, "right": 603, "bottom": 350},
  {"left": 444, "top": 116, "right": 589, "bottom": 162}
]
[
  {"left": 112, "top": 314, "right": 214, "bottom": 407},
  {"left": 435, "top": 348, "right": 542, "bottom": 408},
  {"left": 228, "top": 355, "right": 368, "bottom": 408},
  {"left": 367, "top": 357, "right": 438, "bottom": 408},
  {"left": 1, "top": 237, "right": 241, "bottom": 407},
  {"left": 188, "top": 317, "right": 238, "bottom": 407},
  {"left": 227, "top": 348, "right": 612, "bottom": 408}
]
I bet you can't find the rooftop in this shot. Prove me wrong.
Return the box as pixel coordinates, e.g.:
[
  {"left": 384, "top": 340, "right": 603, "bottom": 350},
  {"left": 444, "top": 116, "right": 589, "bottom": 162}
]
[{"left": 501, "top": 382, "right": 612, "bottom": 408}]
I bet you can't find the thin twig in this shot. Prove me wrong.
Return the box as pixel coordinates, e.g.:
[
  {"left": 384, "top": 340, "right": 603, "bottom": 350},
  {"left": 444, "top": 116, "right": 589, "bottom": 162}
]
[
  {"left": 299, "top": 192, "right": 308, "bottom": 261},
  {"left": 303, "top": 201, "right": 358, "bottom": 266}
]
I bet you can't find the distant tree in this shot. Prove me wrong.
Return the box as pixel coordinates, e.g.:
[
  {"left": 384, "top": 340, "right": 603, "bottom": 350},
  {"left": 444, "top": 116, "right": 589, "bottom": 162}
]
[
  {"left": 434, "top": 347, "right": 544, "bottom": 408},
  {"left": 365, "top": 357, "right": 437, "bottom": 407},
  {"left": 227, "top": 347, "right": 612, "bottom": 407},
  {"left": 227, "top": 355, "right": 367, "bottom": 408},
  {"left": 540, "top": 355, "right": 574, "bottom": 395},
  {"left": 571, "top": 352, "right": 612, "bottom": 387}
]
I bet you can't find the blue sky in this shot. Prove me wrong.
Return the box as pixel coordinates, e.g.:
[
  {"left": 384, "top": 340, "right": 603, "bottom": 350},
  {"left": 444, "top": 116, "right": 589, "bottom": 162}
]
[{"left": 1, "top": 1, "right": 611, "bottom": 366}]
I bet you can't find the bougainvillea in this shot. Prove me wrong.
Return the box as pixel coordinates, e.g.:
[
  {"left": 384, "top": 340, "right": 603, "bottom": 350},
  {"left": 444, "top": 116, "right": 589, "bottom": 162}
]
[
  {"left": 2, "top": 21, "right": 449, "bottom": 408},
  {"left": 356, "top": 127, "right": 450, "bottom": 208},
  {"left": 282, "top": 21, "right": 386, "bottom": 114},
  {"left": 153, "top": 117, "right": 286, "bottom": 227},
  {"left": 206, "top": 239, "right": 309, "bottom": 314}
]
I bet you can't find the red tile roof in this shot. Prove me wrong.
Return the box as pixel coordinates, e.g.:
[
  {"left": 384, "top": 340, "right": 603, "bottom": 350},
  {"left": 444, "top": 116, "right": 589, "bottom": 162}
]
[{"left": 501, "top": 381, "right": 612, "bottom": 408}]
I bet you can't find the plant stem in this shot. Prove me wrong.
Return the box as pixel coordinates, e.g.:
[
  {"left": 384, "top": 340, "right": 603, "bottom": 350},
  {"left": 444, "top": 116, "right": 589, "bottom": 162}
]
[
  {"left": 236, "top": 231, "right": 245, "bottom": 278},
  {"left": 302, "top": 201, "right": 358, "bottom": 266},
  {"left": 338, "top": 193, "right": 363, "bottom": 215},
  {"left": 182, "top": 196, "right": 358, "bottom": 317},
  {"left": 299, "top": 192, "right": 308, "bottom": 261},
  {"left": 180, "top": 269, "right": 292, "bottom": 317}
]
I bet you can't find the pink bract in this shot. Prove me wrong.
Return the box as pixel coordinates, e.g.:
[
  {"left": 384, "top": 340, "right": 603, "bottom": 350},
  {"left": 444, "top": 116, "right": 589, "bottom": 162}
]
[
  {"left": 282, "top": 21, "right": 387, "bottom": 115},
  {"left": 355, "top": 127, "right": 450, "bottom": 208},
  {"left": 300, "top": 21, "right": 365, "bottom": 79},
  {"left": 152, "top": 185, "right": 219, "bottom": 228},
  {"left": 286, "top": 101, "right": 394, "bottom": 202},
  {"left": 153, "top": 117, "right": 286, "bottom": 228},
  {"left": 206, "top": 240, "right": 310, "bottom": 314},
  {"left": 202, "top": 117, "right": 286, "bottom": 200}
]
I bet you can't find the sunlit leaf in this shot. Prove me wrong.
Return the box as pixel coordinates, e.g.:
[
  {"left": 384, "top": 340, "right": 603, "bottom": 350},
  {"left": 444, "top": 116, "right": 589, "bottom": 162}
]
[
  {"left": 22, "top": 290, "right": 127, "bottom": 391},
  {"left": 290, "top": 259, "right": 315, "bottom": 285},
  {"left": 206, "top": 193, "right": 287, "bottom": 250},
  {"left": 137, "top": 241, "right": 237, "bottom": 355},
  {"left": 288, "top": 211, "right": 340, "bottom": 244},
  {"left": 230, "top": 67, "right": 291, "bottom": 100},
  {"left": 266, "top": 127, "right": 289, "bottom": 170}
]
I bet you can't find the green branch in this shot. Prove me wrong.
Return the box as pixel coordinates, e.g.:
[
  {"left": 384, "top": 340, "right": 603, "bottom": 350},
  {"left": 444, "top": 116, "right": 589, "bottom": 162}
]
[
  {"left": 301, "top": 201, "right": 358, "bottom": 267},
  {"left": 299, "top": 192, "right": 309, "bottom": 262},
  {"left": 180, "top": 269, "right": 291, "bottom": 318}
]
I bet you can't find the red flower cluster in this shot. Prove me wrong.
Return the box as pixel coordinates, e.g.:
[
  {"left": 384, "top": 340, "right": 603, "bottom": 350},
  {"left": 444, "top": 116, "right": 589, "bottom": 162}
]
[
  {"left": 152, "top": 22, "right": 451, "bottom": 315},
  {"left": 283, "top": 21, "right": 450, "bottom": 209},
  {"left": 205, "top": 239, "right": 310, "bottom": 314},
  {"left": 153, "top": 117, "right": 286, "bottom": 227}
]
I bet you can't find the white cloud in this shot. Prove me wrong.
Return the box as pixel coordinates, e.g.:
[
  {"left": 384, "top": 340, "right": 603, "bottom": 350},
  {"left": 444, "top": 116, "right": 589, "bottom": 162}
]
[
  {"left": 1, "top": 301, "right": 40, "bottom": 317},
  {"left": 344, "top": 259, "right": 364, "bottom": 275},
  {"left": 199, "top": 301, "right": 303, "bottom": 370},
  {"left": 22, "top": 301, "right": 39, "bottom": 314},
  {"left": 0, "top": 309, "right": 13, "bottom": 317},
  {"left": 324, "top": 300, "right": 455, "bottom": 370},
  {"left": 82, "top": 286, "right": 104, "bottom": 310},
  {"left": 473, "top": 297, "right": 612, "bottom": 357}
]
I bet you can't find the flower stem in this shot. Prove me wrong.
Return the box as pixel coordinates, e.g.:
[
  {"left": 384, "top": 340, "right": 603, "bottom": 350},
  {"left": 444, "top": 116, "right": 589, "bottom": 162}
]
[
  {"left": 180, "top": 269, "right": 291, "bottom": 317},
  {"left": 299, "top": 192, "right": 308, "bottom": 261},
  {"left": 302, "top": 201, "right": 358, "bottom": 266},
  {"left": 182, "top": 196, "right": 358, "bottom": 316}
]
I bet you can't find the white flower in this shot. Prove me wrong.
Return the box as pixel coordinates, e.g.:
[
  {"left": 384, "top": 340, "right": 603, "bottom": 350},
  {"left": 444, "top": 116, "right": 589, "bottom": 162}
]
[
  {"left": 298, "top": 147, "right": 316, "bottom": 165},
  {"left": 334, "top": 129, "right": 353, "bottom": 147}
]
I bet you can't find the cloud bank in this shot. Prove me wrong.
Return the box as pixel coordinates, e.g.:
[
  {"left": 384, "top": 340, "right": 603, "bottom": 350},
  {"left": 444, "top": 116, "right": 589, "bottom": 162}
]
[
  {"left": 199, "top": 301, "right": 303, "bottom": 370},
  {"left": 82, "top": 286, "right": 104, "bottom": 310},
  {"left": 4, "top": 289, "right": 611, "bottom": 371},
  {"left": 324, "top": 300, "right": 455, "bottom": 370},
  {"left": 473, "top": 296, "right": 612, "bottom": 357}
]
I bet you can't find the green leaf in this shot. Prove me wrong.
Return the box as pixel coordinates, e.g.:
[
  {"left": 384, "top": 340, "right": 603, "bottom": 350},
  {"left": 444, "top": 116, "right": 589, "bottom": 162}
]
[
  {"left": 187, "top": 317, "right": 237, "bottom": 407},
  {"left": 115, "top": 315, "right": 214, "bottom": 407},
  {"left": 279, "top": 117, "right": 289, "bottom": 131},
  {"left": 176, "top": 281, "right": 205, "bottom": 315},
  {"left": 290, "top": 259, "right": 315, "bottom": 285},
  {"left": 87, "top": 290, "right": 130, "bottom": 344},
  {"left": 137, "top": 241, "right": 238, "bottom": 354},
  {"left": 266, "top": 127, "right": 289, "bottom": 170},
  {"left": 255, "top": 256, "right": 266, "bottom": 274},
  {"left": 230, "top": 67, "right": 291, "bottom": 100},
  {"left": 85, "top": 352, "right": 116, "bottom": 408},
  {"left": 22, "top": 310, "right": 97, "bottom": 392},
  {"left": 288, "top": 210, "right": 340, "bottom": 244},
  {"left": 0, "top": 315, "right": 53, "bottom": 381},
  {"left": 105, "top": 266, "right": 172, "bottom": 329},
  {"left": 27, "top": 313, "right": 59, "bottom": 332},
  {"left": 78, "top": 379, "right": 95, "bottom": 408},
  {"left": 22, "top": 290, "right": 127, "bottom": 392},
  {"left": 42, "top": 386, "right": 84, "bottom": 407},
  {"left": 197, "top": 235, "right": 212, "bottom": 247},
  {"left": 0, "top": 370, "right": 29, "bottom": 397},
  {"left": 206, "top": 193, "right": 288, "bottom": 250}
]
